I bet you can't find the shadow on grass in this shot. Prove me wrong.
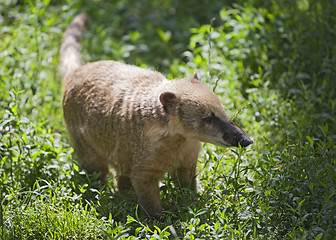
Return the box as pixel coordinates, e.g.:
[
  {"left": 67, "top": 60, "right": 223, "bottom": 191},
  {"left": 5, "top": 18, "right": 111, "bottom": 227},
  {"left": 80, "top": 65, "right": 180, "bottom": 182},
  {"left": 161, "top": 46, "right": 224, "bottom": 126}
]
[{"left": 70, "top": 169, "right": 206, "bottom": 225}]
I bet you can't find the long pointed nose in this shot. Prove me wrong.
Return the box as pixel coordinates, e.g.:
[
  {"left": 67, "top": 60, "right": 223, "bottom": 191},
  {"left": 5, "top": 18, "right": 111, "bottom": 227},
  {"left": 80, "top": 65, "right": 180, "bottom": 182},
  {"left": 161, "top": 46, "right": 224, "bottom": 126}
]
[{"left": 239, "top": 137, "right": 253, "bottom": 147}]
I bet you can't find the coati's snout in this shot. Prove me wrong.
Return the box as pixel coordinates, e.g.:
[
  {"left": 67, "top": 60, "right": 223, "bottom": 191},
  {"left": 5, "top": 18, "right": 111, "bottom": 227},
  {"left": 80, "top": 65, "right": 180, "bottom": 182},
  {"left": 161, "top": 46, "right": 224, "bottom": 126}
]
[
  {"left": 221, "top": 119, "right": 253, "bottom": 148},
  {"left": 239, "top": 135, "right": 254, "bottom": 148},
  {"left": 198, "top": 112, "right": 253, "bottom": 148}
]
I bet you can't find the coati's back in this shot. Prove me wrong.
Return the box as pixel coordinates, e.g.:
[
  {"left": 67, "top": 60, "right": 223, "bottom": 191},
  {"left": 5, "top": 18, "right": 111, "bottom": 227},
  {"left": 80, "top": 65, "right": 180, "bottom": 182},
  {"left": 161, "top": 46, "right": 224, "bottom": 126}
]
[{"left": 62, "top": 59, "right": 169, "bottom": 141}]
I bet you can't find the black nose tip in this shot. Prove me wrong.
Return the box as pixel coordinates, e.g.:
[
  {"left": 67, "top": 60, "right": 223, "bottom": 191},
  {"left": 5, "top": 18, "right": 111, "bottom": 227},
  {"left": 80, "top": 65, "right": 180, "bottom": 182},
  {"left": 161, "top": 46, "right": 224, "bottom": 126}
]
[{"left": 239, "top": 137, "right": 253, "bottom": 147}]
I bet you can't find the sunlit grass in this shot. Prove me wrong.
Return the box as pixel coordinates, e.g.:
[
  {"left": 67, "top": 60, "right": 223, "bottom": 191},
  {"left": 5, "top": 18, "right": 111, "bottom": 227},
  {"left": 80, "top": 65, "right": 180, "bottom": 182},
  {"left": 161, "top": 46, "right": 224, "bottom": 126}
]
[{"left": 1, "top": 0, "right": 335, "bottom": 239}]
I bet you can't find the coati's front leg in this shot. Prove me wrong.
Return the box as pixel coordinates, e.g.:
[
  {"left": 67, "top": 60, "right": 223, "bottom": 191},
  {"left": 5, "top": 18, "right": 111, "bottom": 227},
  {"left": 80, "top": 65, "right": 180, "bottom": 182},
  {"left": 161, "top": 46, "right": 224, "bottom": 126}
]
[
  {"left": 179, "top": 165, "right": 197, "bottom": 191},
  {"left": 170, "top": 164, "right": 197, "bottom": 191},
  {"left": 131, "top": 170, "right": 162, "bottom": 217},
  {"left": 170, "top": 142, "right": 201, "bottom": 191}
]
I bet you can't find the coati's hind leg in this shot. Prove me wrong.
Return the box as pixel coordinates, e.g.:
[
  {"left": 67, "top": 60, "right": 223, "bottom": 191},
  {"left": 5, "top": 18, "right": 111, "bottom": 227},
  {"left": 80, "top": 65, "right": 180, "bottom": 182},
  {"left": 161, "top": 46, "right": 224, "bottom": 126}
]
[
  {"left": 80, "top": 156, "right": 109, "bottom": 182},
  {"left": 72, "top": 138, "right": 109, "bottom": 182},
  {"left": 131, "top": 169, "right": 162, "bottom": 217},
  {"left": 117, "top": 175, "right": 132, "bottom": 194}
]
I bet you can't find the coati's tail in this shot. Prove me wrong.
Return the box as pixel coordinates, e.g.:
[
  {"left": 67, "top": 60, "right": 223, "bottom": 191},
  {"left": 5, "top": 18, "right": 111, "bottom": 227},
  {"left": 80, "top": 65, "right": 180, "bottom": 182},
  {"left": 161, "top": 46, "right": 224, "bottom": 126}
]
[{"left": 59, "top": 14, "right": 88, "bottom": 79}]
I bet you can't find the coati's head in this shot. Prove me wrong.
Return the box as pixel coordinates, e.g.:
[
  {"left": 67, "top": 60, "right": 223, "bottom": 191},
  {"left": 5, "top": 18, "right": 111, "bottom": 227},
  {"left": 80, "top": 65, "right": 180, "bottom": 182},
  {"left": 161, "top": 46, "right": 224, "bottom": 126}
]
[{"left": 159, "top": 73, "right": 253, "bottom": 148}]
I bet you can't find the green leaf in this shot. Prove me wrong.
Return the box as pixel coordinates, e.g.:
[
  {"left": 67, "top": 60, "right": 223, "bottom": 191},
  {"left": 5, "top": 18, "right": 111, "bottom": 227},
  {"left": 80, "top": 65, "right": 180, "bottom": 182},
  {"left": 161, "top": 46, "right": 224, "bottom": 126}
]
[
  {"left": 157, "top": 29, "right": 171, "bottom": 43},
  {"left": 19, "top": 117, "right": 30, "bottom": 124},
  {"left": 306, "top": 136, "right": 314, "bottom": 146}
]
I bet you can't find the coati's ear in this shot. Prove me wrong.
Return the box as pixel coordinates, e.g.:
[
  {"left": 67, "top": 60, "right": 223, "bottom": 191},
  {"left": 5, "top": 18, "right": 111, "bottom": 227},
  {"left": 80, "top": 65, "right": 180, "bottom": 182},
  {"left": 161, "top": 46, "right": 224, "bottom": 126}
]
[
  {"left": 159, "top": 91, "right": 178, "bottom": 110},
  {"left": 193, "top": 72, "right": 201, "bottom": 81},
  {"left": 189, "top": 72, "right": 201, "bottom": 83}
]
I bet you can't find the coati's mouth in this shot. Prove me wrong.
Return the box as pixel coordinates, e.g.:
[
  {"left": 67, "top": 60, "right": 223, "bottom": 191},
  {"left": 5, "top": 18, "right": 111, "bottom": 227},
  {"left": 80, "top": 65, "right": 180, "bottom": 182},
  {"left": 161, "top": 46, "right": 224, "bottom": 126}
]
[
  {"left": 202, "top": 138, "right": 232, "bottom": 148},
  {"left": 211, "top": 138, "right": 252, "bottom": 148},
  {"left": 218, "top": 141, "right": 232, "bottom": 148}
]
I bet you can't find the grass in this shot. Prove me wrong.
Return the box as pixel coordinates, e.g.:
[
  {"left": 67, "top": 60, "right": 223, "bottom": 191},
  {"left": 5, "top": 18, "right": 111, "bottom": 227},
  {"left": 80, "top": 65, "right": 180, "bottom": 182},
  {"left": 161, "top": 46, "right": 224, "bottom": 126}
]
[{"left": 1, "top": 0, "right": 336, "bottom": 239}]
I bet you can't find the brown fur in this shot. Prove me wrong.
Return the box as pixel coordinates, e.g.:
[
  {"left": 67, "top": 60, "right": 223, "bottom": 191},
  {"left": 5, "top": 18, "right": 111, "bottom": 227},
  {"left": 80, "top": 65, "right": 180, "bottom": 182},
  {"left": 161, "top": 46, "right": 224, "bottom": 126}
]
[{"left": 60, "top": 15, "right": 253, "bottom": 217}]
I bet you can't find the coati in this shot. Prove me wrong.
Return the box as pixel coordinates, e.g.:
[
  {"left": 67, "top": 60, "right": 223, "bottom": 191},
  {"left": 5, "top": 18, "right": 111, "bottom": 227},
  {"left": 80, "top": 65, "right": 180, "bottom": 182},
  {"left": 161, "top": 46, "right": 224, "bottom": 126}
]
[{"left": 60, "top": 14, "right": 253, "bottom": 217}]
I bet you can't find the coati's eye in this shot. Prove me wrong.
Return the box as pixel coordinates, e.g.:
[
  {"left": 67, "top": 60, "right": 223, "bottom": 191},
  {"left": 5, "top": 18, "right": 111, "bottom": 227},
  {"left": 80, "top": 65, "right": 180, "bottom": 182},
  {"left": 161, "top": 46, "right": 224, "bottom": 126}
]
[{"left": 203, "top": 112, "right": 216, "bottom": 124}]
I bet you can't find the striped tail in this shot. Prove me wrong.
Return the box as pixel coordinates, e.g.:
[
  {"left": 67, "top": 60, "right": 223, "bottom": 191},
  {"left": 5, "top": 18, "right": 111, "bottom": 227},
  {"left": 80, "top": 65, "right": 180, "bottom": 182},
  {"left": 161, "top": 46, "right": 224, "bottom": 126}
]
[{"left": 59, "top": 14, "right": 88, "bottom": 79}]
